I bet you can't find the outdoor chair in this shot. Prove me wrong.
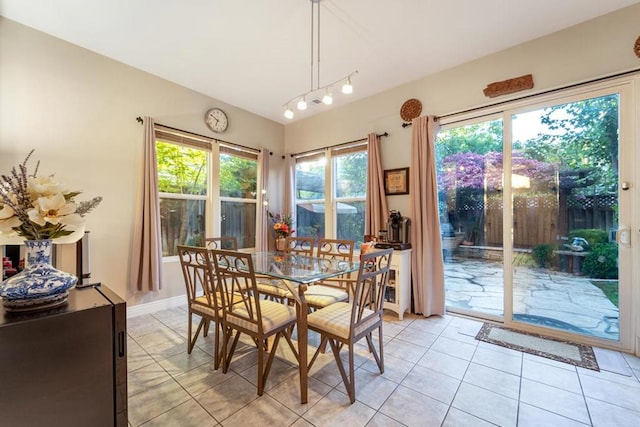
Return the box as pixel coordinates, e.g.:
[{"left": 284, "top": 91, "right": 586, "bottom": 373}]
[{"left": 307, "top": 248, "right": 393, "bottom": 403}]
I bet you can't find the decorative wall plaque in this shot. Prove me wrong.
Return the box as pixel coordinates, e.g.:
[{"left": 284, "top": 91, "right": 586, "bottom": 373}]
[
  {"left": 634, "top": 36, "right": 640, "bottom": 58},
  {"left": 483, "top": 74, "right": 534, "bottom": 98}
]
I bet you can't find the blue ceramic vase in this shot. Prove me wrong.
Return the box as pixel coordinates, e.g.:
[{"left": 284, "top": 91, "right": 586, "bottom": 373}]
[{"left": 0, "top": 240, "right": 78, "bottom": 311}]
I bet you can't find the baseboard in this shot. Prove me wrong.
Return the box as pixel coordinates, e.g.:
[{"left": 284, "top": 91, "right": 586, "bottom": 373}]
[{"left": 126, "top": 294, "right": 185, "bottom": 319}]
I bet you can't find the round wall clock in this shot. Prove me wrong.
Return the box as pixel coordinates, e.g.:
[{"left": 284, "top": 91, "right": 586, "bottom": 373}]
[
  {"left": 634, "top": 35, "right": 640, "bottom": 58},
  {"left": 400, "top": 98, "right": 422, "bottom": 122},
  {"left": 205, "top": 108, "right": 229, "bottom": 133}
]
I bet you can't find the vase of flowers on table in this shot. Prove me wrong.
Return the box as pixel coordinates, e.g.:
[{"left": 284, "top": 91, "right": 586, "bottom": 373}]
[
  {"left": 268, "top": 211, "right": 294, "bottom": 251},
  {"left": 0, "top": 150, "right": 102, "bottom": 312}
]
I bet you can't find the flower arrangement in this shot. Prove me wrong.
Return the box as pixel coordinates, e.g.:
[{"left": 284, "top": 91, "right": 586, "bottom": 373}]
[
  {"left": 268, "top": 211, "right": 294, "bottom": 238},
  {"left": 0, "top": 150, "right": 102, "bottom": 241}
]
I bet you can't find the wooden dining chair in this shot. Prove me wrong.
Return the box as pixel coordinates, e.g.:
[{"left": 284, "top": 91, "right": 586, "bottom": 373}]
[
  {"left": 210, "top": 249, "right": 298, "bottom": 395},
  {"left": 256, "top": 236, "right": 315, "bottom": 303},
  {"left": 304, "top": 238, "right": 355, "bottom": 310},
  {"left": 307, "top": 248, "right": 393, "bottom": 403},
  {"left": 177, "top": 245, "right": 224, "bottom": 369}
]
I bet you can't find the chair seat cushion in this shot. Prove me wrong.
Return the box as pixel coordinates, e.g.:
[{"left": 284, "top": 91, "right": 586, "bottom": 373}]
[
  {"left": 305, "top": 285, "right": 348, "bottom": 308},
  {"left": 227, "top": 299, "right": 296, "bottom": 334},
  {"left": 191, "top": 296, "right": 220, "bottom": 319},
  {"left": 307, "top": 302, "right": 380, "bottom": 340},
  {"left": 256, "top": 278, "right": 292, "bottom": 298}
]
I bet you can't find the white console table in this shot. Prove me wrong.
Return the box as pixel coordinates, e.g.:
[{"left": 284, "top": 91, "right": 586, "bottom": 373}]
[{"left": 384, "top": 249, "right": 412, "bottom": 320}]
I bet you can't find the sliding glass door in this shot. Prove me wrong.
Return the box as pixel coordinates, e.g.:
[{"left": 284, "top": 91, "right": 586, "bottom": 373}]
[{"left": 437, "top": 81, "right": 634, "bottom": 348}]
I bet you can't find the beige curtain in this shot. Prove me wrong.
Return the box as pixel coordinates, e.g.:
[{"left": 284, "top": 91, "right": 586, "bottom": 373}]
[
  {"left": 257, "top": 149, "right": 269, "bottom": 251},
  {"left": 365, "top": 133, "right": 388, "bottom": 237},
  {"left": 130, "top": 117, "right": 163, "bottom": 292},
  {"left": 409, "top": 115, "right": 444, "bottom": 316},
  {"left": 283, "top": 154, "right": 296, "bottom": 220}
]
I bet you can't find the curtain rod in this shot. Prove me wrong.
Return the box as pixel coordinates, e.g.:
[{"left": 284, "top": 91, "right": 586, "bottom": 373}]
[
  {"left": 401, "top": 67, "right": 640, "bottom": 128},
  {"left": 289, "top": 132, "right": 389, "bottom": 158},
  {"left": 135, "top": 116, "right": 271, "bottom": 155}
]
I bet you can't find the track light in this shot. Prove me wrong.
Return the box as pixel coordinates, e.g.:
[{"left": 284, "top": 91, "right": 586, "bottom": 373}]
[
  {"left": 322, "top": 89, "right": 333, "bottom": 105},
  {"left": 297, "top": 97, "right": 307, "bottom": 110},
  {"left": 341, "top": 77, "right": 353, "bottom": 94},
  {"left": 284, "top": 107, "right": 294, "bottom": 119}
]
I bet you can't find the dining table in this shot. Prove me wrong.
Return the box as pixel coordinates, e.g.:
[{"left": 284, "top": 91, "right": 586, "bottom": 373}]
[{"left": 249, "top": 251, "right": 360, "bottom": 404}]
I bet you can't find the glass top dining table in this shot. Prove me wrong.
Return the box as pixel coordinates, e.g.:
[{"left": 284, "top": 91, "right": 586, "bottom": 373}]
[{"left": 247, "top": 251, "right": 360, "bottom": 404}]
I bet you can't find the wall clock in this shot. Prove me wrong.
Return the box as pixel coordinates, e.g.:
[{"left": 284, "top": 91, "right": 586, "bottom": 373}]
[
  {"left": 634, "top": 35, "right": 640, "bottom": 58},
  {"left": 400, "top": 98, "right": 422, "bottom": 122},
  {"left": 205, "top": 108, "right": 228, "bottom": 133}
]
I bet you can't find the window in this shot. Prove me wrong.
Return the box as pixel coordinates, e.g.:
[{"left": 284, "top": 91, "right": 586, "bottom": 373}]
[
  {"left": 156, "top": 131, "right": 209, "bottom": 257},
  {"left": 219, "top": 145, "right": 258, "bottom": 249},
  {"left": 295, "top": 144, "right": 367, "bottom": 246},
  {"left": 155, "top": 126, "right": 260, "bottom": 256}
]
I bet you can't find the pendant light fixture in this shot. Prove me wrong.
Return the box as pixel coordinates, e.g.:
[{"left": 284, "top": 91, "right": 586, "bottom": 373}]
[{"left": 282, "top": 0, "right": 357, "bottom": 119}]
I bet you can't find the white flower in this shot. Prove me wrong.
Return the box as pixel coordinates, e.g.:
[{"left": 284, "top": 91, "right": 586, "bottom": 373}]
[
  {"left": 27, "top": 175, "right": 66, "bottom": 199},
  {"left": 0, "top": 202, "right": 21, "bottom": 232},
  {"left": 27, "top": 193, "right": 81, "bottom": 226}
]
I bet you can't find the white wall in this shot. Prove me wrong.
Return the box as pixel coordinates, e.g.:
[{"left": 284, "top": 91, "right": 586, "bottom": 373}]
[{"left": 0, "top": 18, "right": 285, "bottom": 307}]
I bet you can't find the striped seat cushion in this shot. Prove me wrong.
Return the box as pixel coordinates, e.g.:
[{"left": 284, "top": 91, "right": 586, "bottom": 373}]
[
  {"left": 256, "top": 278, "right": 292, "bottom": 298},
  {"left": 305, "top": 285, "right": 348, "bottom": 308},
  {"left": 191, "top": 297, "right": 220, "bottom": 318},
  {"left": 307, "top": 302, "right": 380, "bottom": 340},
  {"left": 227, "top": 299, "right": 296, "bottom": 334}
]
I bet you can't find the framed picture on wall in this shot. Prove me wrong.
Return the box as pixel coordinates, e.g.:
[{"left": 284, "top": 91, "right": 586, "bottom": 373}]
[{"left": 384, "top": 167, "right": 409, "bottom": 195}]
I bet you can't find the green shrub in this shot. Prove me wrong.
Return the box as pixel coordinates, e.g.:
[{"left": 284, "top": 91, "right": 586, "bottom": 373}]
[
  {"left": 583, "top": 243, "right": 618, "bottom": 279},
  {"left": 531, "top": 244, "right": 556, "bottom": 268},
  {"left": 567, "top": 229, "right": 608, "bottom": 246}
]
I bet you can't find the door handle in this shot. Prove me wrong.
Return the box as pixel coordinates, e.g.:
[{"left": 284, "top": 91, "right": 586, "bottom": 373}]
[{"left": 616, "top": 228, "right": 631, "bottom": 247}]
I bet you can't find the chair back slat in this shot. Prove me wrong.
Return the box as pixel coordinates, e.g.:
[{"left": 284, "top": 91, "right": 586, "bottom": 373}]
[
  {"left": 210, "top": 249, "right": 264, "bottom": 334},
  {"left": 316, "top": 238, "right": 354, "bottom": 261},
  {"left": 350, "top": 249, "right": 393, "bottom": 336},
  {"left": 284, "top": 236, "right": 315, "bottom": 256},
  {"left": 204, "top": 236, "right": 238, "bottom": 250},
  {"left": 177, "top": 245, "right": 218, "bottom": 309}
]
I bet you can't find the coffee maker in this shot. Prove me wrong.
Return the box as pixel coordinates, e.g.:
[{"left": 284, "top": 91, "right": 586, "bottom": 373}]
[{"left": 376, "top": 210, "right": 411, "bottom": 250}]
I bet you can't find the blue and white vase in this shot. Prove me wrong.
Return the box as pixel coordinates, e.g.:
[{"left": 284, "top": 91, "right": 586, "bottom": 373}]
[{"left": 0, "top": 240, "right": 78, "bottom": 312}]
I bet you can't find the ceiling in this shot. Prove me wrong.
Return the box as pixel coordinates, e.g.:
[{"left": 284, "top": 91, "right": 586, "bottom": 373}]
[{"left": 2, "top": 0, "right": 639, "bottom": 124}]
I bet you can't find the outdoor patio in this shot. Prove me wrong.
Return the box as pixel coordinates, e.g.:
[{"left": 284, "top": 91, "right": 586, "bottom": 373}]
[{"left": 444, "top": 257, "right": 620, "bottom": 340}]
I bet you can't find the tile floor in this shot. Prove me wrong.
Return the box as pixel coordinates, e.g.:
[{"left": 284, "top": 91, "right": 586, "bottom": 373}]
[{"left": 127, "top": 306, "right": 640, "bottom": 426}]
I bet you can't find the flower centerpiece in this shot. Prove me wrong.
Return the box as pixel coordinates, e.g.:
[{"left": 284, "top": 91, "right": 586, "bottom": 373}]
[
  {"left": 0, "top": 150, "right": 102, "bottom": 311},
  {"left": 268, "top": 211, "right": 294, "bottom": 251}
]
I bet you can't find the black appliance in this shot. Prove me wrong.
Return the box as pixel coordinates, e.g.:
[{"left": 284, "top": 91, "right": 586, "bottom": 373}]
[
  {"left": 0, "top": 285, "right": 127, "bottom": 426},
  {"left": 376, "top": 210, "right": 411, "bottom": 250}
]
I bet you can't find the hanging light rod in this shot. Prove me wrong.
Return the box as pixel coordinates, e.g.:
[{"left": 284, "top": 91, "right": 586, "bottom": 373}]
[{"left": 282, "top": 0, "right": 357, "bottom": 120}]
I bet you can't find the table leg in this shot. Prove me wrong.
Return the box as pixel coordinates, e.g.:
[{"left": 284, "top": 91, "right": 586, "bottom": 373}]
[{"left": 297, "top": 285, "right": 308, "bottom": 404}]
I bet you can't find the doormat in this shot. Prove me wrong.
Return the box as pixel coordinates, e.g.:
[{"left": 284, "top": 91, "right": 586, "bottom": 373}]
[{"left": 475, "top": 323, "right": 599, "bottom": 371}]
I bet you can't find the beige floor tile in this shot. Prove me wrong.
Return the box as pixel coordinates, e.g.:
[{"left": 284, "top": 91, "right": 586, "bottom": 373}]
[
  {"left": 194, "top": 372, "right": 259, "bottom": 422},
  {"left": 586, "top": 397, "right": 640, "bottom": 427},
  {"left": 577, "top": 366, "right": 640, "bottom": 389},
  {"left": 579, "top": 374, "right": 640, "bottom": 412},
  {"left": 361, "top": 352, "right": 414, "bottom": 384},
  {"left": 302, "top": 388, "right": 376, "bottom": 427},
  {"left": 157, "top": 346, "right": 213, "bottom": 375},
  {"left": 442, "top": 407, "right": 497, "bottom": 427},
  {"left": 472, "top": 346, "right": 522, "bottom": 376},
  {"left": 520, "top": 378, "right": 590, "bottom": 424},
  {"left": 128, "top": 378, "right": 191, "bottom": 426},
  {"left": 622, "top": 352, "right": 640, "bottom": 370},
  {"left": 238, "top": 356, "right": 299, "bottom": 392},
  {"left": 139, "top": 398, "right": 218, "bottom": 427},
  {"left": 128, "top": 337, "right": 156, "bottom": 372},
  {"left": 379, "top": 384, "right": 449, "bottom": 427},
  {"left": 365, "top": 412, "right": 405, "bottom": 427},
  {"left": 406, "top": 317, "right": 448, "bottom": 335},
  {"left": 452, "top": 382, "right": 518, "bottom": 426},
  {"left": 381, "top": 321, "right": 406, "bottom": 338},
  {"left": 440, "top": 325, "right": 481, "bottom": 346},
  {"left": 222, "top": 393, "right": 299, "bottom": 427},
  {"left": 402, "top": 364, "right": 461, "bottom": 405},
  {"left": 463, "top": 362, "right": 521, "bottom": 399},
  {"left": 173, "top": 362, "right": 233, "bottom": 396},
  {"left": 417, "top": 349, "right": 470, "bottom": 380},
  {"left": 522, "top": 358, "right": 581, "bottom": 394},
  {"left": 476, "top": 340, "right": 523, "bottom": 357},
  {"left": 384, "top": 337, "right": 429, "bottom": 363},
  {"left": 523, "top": 352, "right": 579, "bottom": 371},
  {"left": 291, "top": 417, "right": 315, "bottom": 426},
  {"left": 430, "top": 336, "right": 478, "bottom": 360},
  {"left": 128, "top": 314, "right": 165, "bottom": 339},
  {"left": 268, "top": 375, "right": 332, "bottom": 416},
  {"left": 352, "top": 368, "right": 399, "bottom": 409},
  {"left": 518, "top": 403, "right": 590, "bottom": 427},
  {"left": 128, "top": 361, "right": 172, "bottom": 397},
  {"left": 394, "top": 327, "right": 438, "bottom": 348}
]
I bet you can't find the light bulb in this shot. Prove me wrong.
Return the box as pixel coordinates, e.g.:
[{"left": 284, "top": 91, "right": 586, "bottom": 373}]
[
  {"left": 284, "top": 108, "right": 294, "bottom": 119},
  {"left": 322, "top": 90, "right": 333, "bottom": 105},
  {"left": 341, "top": 77, "right": 353, "bottom": 94},
  {"left": 297, "top": 97, "right": 307, "bottom": 110}
]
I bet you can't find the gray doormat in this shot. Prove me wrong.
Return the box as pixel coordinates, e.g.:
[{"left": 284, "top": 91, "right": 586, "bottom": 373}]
[{"left": 475, "top": 323, "right": 599, "bottom": 371}]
